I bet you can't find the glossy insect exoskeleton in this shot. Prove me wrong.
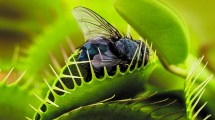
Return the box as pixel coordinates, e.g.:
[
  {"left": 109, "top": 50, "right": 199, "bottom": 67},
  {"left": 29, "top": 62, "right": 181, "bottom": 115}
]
[{"left": 72, "top": 6, "right": 149, "bottom": 79}]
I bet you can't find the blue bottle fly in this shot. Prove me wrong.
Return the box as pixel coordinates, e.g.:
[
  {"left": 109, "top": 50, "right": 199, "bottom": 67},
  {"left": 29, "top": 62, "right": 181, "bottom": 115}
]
[{"left": 72, "top": 7, "right": 149, "bottom": 80}]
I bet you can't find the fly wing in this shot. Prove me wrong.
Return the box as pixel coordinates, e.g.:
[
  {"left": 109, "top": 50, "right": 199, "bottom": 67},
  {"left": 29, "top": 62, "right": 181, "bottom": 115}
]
[
  {"left": 72, "top": 6, "right": 121, "bottom": 42},
  {"left": 92, "top": 51, "right": 123, "bottom": 68}
]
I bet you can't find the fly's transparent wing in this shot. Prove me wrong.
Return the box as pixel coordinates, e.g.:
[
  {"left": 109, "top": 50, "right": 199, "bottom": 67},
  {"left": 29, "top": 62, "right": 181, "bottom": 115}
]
[{"left": 72, "top": 6, "right": 121, "bottom": 42}]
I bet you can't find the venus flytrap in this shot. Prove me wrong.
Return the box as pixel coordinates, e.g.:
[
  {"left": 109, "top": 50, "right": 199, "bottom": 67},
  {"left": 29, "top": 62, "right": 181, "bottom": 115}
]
[
  {"left": 0, "top": 68, "right": 40, "bottom": 120},
  {"left": 184, "top": 57, "right": 213, "bottom": 120},
  {"left": 114, "top": 0, "right": 215, "bottom": 90},
  {"left": 114, "top": 0, "right": 189, "bottom": 65},
  {"left": 55, "top": 91, "right": 186, "bottom": 120},
  {"left": 31, "top": 5, "right": 159, "bottom": 119},
  {"left": 28, "top": 54, "right": 212, "bottom": 120},
  {"left": 114, "top": 0, "right": 214, "bottom": 118},
  {"left": 32, "top": 40, "right": 156, "bottom": 119},
  {"left": 0, "top": 0, "right": 208, "bottom": 119},
  {"left": 29, "top": 0, "right": 214, "bottom": 119}
]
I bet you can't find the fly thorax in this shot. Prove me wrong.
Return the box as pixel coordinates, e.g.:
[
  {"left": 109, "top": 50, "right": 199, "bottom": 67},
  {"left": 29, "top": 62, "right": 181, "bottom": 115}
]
[
  {"left": 78, "top": 37, "right": 112, "bottom": 61},
  {"left": 114, "top": 38, "right": 139, "bottom": 60}
]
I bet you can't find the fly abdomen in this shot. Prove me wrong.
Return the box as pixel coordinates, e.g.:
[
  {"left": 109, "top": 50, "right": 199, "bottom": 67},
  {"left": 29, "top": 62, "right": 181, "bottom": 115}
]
[{"left": 114, "top": 38, "right": 149, "bottom": 69}]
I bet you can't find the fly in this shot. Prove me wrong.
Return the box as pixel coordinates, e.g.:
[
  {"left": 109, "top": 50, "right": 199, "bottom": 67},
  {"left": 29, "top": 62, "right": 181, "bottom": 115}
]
[{"left": 72, "top": 6, "right": 149, "bottom": 80}]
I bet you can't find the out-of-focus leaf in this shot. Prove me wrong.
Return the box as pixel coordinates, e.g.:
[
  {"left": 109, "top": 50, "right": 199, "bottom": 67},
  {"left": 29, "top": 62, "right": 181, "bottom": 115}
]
[
  {"left": 0, "top": 69, "right": 40, "bottom": 120},
  {"left": 184, "top": 57, "right": 212, "bottom": 120},
  {"left": 114, "top": 0, "right": 189, "bottom": 65}
]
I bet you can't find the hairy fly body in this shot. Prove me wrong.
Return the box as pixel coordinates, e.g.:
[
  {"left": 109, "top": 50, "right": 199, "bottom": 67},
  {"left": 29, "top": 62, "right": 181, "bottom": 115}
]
[{"left": 72, "top": 6, "right": 149, "bottom": 79}]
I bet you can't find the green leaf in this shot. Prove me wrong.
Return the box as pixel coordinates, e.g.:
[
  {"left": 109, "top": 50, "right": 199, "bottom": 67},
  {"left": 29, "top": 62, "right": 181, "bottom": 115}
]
[
  {"left": 114, "top": 0, "right": 189, "bottom": 65},
  {"left": 56, "top": 102, "right": 154, "bottom": 120},
  {"left": 55, "top": 92, "right": 186, "bottom": 120},
  {"left": 18, "top": 15, "right": 77, "bottom": 83}
]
